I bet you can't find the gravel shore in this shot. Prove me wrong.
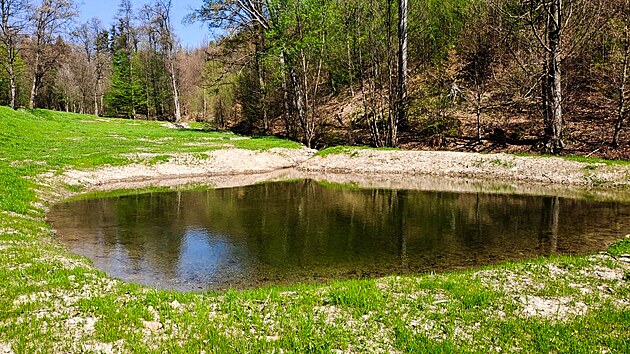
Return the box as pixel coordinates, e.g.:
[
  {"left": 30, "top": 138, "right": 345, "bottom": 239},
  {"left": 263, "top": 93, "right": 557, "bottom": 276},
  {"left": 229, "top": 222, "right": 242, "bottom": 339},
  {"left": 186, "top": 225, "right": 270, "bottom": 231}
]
[
  {"left": 48, "top": 148, "right": 630, "bottom": 201},
  {"left": 299, "top": 149, "right": 630, "bottom": 186}
]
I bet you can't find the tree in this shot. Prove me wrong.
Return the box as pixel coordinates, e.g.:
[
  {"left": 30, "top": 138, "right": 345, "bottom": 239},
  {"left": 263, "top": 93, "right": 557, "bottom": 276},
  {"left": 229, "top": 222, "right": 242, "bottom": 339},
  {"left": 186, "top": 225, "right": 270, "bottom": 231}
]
[
  {"left": 27, "top": 0, "right": 76, "bottom": 109},
  {"left": 147, "top": 0, "right": 181, "bottom": 122},
  {"left": 72, "top": 18, "right": 108, "bottom": 115},
  {"left": 458, "top": 0, "right": 497, "bottom": 141},
  {"left": 512, "top": 0, "right": 601, "bottom": 153},
  {"left": 607, "top": 0, "right": 630, "bottom": 147},
  {"left": 0, "top": 0, "right": 29, "bottom": 109},
  {"left": 396, "top": 0, "right": 408, "bottom": 139},
  {"left": 194, "top": 0, "right": 273, "bottom": 133},
  {"left": 277, "top": 0, "right": 332, "bottom": 148},
  {"left": 106, "top": 0, "right": 143, "bottom": 118},
  {"left": 541, "top": 0, "right": 563, "bottom": 153}
]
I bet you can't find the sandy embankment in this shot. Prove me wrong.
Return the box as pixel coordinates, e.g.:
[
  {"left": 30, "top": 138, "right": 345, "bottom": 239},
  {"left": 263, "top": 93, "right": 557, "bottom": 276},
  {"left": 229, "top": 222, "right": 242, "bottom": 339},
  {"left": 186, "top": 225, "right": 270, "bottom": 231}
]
[
  {"left": 46, "top": 147, "right": 630, "bottom": 202},
  {"left": 300, "top": 149, "right": 630, "bottom": 186}
]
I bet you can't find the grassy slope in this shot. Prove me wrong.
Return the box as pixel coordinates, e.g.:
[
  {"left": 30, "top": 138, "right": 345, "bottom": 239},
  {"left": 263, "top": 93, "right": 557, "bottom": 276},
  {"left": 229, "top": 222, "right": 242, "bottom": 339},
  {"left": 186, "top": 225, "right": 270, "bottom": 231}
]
[{"left": 0, "top": 108, "right": 629, "bottom": 353}]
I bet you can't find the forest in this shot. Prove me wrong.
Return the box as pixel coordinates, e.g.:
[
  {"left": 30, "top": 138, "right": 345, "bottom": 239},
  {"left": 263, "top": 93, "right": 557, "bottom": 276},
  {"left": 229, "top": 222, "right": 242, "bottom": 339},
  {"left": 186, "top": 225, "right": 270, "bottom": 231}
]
[{"left": 2, "top": 0, "right": 629, "bottom": 157}]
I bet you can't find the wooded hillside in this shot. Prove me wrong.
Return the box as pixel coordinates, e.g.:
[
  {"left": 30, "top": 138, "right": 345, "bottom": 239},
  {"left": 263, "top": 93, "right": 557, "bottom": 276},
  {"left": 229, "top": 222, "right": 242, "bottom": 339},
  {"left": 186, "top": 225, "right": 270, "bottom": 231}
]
[{"left": 3, "top": 0, "right": 630, "bottom": 158}]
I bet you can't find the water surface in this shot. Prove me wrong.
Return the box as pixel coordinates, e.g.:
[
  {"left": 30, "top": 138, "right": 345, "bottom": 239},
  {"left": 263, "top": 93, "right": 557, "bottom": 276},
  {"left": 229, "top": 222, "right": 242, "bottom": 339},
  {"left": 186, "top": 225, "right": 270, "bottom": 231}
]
[{"left": 47, "top": 180, "right": 630, "bottom": 291}]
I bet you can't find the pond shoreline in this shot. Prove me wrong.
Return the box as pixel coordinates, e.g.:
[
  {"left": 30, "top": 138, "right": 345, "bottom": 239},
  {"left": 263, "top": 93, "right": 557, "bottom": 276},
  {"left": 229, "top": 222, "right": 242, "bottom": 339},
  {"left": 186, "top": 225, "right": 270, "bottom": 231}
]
[
  {"left": 45, "top": 147, "right": 630, "bottom": 204},
  {"left": 32, "top": 146, "right": 630, "bottom": 353}
]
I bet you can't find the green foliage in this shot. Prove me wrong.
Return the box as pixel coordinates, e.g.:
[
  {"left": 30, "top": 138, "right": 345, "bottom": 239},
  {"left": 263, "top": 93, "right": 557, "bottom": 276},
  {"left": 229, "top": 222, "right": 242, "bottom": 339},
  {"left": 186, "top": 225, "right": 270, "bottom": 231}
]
[
  {"left": 0, "top": 47, "right": 29, "bottom": 107},
  {"left": 409, "top": 0, "right": 475, "bottom": 64},
  {"left": 134, "top": 50, "right": 174, "bottom": 120},
  {"left": 105, "top": 50, "right": 145, "bottom": 118},
  {"left": 417, "top": 114, "right": 461, "bottom": 138},
  {"left": 314, "top": 145, "right": 399, "bottom": 157}
]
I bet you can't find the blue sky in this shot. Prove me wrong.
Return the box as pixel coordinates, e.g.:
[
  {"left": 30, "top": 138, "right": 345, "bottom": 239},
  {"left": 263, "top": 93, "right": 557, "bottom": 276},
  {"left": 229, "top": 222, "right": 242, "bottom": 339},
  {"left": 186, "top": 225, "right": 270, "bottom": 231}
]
[{"left": 77, "top": 0, "right": 211, "bottom": 48}]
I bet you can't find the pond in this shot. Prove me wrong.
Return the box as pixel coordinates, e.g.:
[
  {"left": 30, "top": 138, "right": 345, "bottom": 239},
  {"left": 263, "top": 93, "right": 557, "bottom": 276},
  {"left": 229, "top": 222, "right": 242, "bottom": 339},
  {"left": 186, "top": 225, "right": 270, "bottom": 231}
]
[{"left": 47, "top": 179, "right": 630, "bottom": 291}]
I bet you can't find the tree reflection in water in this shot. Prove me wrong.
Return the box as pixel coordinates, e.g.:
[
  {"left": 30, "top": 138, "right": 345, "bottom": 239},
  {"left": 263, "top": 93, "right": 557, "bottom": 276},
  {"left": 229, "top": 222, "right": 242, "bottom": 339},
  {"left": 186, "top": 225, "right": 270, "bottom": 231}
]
[{"left": 48, "top": 180, "right": 630, "bottom": 291}]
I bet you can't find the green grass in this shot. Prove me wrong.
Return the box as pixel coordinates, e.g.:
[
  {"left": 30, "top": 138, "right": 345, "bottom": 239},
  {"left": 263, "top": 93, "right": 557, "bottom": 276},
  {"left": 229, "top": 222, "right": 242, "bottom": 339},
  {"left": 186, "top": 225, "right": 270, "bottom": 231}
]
[
  {"left": 514, "top": 152, "right": 630, "bottom": 166},
  {"left": 315, "top": 145, "right": 400, "bottom": 157},
  {"left": 0, "top": 107, "right": 629, "bottom": 352},
  {"left": 62, "top": 183, "right": 218, "bottom": 203},
  {"left": 316, "top": 180, "right": 361, "bottom": 190}
]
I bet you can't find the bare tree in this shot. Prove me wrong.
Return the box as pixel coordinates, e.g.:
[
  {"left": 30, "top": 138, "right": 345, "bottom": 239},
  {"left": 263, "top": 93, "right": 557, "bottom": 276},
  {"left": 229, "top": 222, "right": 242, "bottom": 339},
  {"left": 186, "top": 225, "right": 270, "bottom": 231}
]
[
  {"left": 55, "top": 48, "right": 79, "bottom": 111},
  {"left": 459, "top": 0, "right": 498, "bottom": 141},
  {"left": 543, "top": 0, "right": 563, "bottom": 153},
  {"left": 27, "top": 0, "right": 76, "bottom": 109},
  {"left": 150, "top": 0, "right": 181, "bottom": 122},
  {"left": 517, "top": 0, "right": 601, "bottom": 153},
  {"left": 395, "top": 0, "right": 408, "bottom": 142},
  {"left": 0, "top": 0, "right": 29, "bottom": 109},
  {"left": 72, "top": 18, "right": 107, "bottom": 116},
  {"left": 609, "top": 0, "right": 630, "bottom": 147},
  {"left": 194, "top": 0, "right": 272, "bottom": 132}
]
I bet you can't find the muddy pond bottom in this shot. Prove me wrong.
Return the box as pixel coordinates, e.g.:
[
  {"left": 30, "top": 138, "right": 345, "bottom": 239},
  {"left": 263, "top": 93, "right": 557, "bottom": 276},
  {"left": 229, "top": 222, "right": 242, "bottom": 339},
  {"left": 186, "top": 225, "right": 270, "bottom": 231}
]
[{"left": 47, "top": 180, "right": 630, "bottom": 291}]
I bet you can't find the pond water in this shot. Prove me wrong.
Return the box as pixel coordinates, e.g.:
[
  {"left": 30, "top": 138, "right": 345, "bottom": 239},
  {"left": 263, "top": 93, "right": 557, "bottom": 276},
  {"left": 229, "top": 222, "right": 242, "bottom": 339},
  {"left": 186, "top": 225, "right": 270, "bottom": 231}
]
[{"left": 47, "top": 180, "right": 630, "bottom": 291}]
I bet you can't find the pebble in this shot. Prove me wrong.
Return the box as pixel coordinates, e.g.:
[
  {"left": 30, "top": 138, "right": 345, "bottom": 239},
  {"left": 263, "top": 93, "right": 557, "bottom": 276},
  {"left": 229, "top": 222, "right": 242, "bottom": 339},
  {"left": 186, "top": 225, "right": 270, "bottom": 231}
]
[{"left": 142, "top": 320, "right": 163, "bottom": 331}]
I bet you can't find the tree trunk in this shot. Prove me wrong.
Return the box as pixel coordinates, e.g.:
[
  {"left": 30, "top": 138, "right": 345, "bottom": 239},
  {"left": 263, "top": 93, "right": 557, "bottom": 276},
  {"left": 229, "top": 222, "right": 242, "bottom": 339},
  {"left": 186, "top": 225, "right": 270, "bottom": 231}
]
[
  {"left": 396, "top": 0, "right": 408, "bottom": 136},
  {"left": 8, "top": 62, "right": 16, "bottom": 109},
  {"left": 94, "top": 85, "right": 99, "bottom": 116},
  {"left": 385, "top": 0, "right": 395, "bottom": 147},
  {"left": 29, "top": 51, "right": 41, "bottom": 109},
  {"left": 29, "top": 77, "right": 38, "bottom": 109},
  {"left": 346, "top": 35, "right": 355, "bottom": 97},
  {"left": 255, "top": 33, "right": 269, "bottom": 133},
  {"left": 169, "top": 59, "right": 182, "bottom": 122},
  {"left": 544, "top": 0, "right": 563, "bottom": 154},
  {"left": 202, "top": 87, "right": 207, "bottom": 122},
  {"left": 613, "top": 23, "right": 630, "bottom": 147},
  {"left": 130, "top": 53, "right": 136, "bottom": 118},
  {"left": 279, "top": 51, "right": 295, "bottom": 139},
  {"left": 476, "top": 89, "right": 482, "bottom": 141},
  {"left": 290, "top": 65, "right": 309, "bottom": 147},
  {"left": 300, "top": 50, "right": 315, "bottom": 148},
  {"left": 257, "top": 60, "right": 268, "bottom": 132}
]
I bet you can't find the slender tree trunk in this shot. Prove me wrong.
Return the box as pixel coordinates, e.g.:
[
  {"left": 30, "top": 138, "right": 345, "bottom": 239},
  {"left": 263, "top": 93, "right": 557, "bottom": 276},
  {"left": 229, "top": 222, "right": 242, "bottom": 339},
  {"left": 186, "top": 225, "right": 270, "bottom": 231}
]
[
  {"left": 29, "top": 77, "right": 38, "bottom": 109},
  {"left": 300, "top": 49, "right": 314, "bottom": 147},
  {"left": 279, "top": 51, "right": 295, "bottom": 139},
  {"left": 396, "top": 0, "right": 408, "bottom": 136},
  {"left": 613, "top": 23, "right": 630, "bottom": 147},
  {"left": 258, "top": 65, "right": 269, "bottom": 132},
  {"left": 202, "top": 87, "right": 207, "bottom": 121},
  {"left": 94, "top": 85, "right": 99, "bottom": 116},
  {"left": 169, "top": 59, "right": 182, "bottom": 122},
  {"left": 29, "top": 51, "right": 41, "bottom": 109},
  {"left": 255, "top": 35, "right": 269, "bottom": 133},
  {"left": 476, "top": 89, "right": 482, "bottom": 141},
  {"left": 8, "top": 61, "right": 16, "bottom": 109},
  {"left": 385, "top": 0, "right": 395, "bottom": 147},
  {"left": 544, "top": 0, "right": 563, "bottom": 153},
  {"left": 290, "top": 65, "right": 308, "bottom": 147},
  {"left": 346, "top": 34, "right": 355, "bottom": 97},
  {"left": 129, "top": 53, "right": 136, "bottom": 118}
]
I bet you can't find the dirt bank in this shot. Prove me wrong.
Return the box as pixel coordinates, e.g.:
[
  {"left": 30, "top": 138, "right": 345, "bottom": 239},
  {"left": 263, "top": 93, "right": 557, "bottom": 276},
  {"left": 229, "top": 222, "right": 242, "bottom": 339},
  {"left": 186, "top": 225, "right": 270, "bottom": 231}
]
[
  {"left": 46, "top": 148, "right": 630, "bottom": 202},
  {"left": 52, "top": 148, "right": 315, "bottom": 191},
  {"left": 300, "top": 149, "right": 630, "bottom": 186}
]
